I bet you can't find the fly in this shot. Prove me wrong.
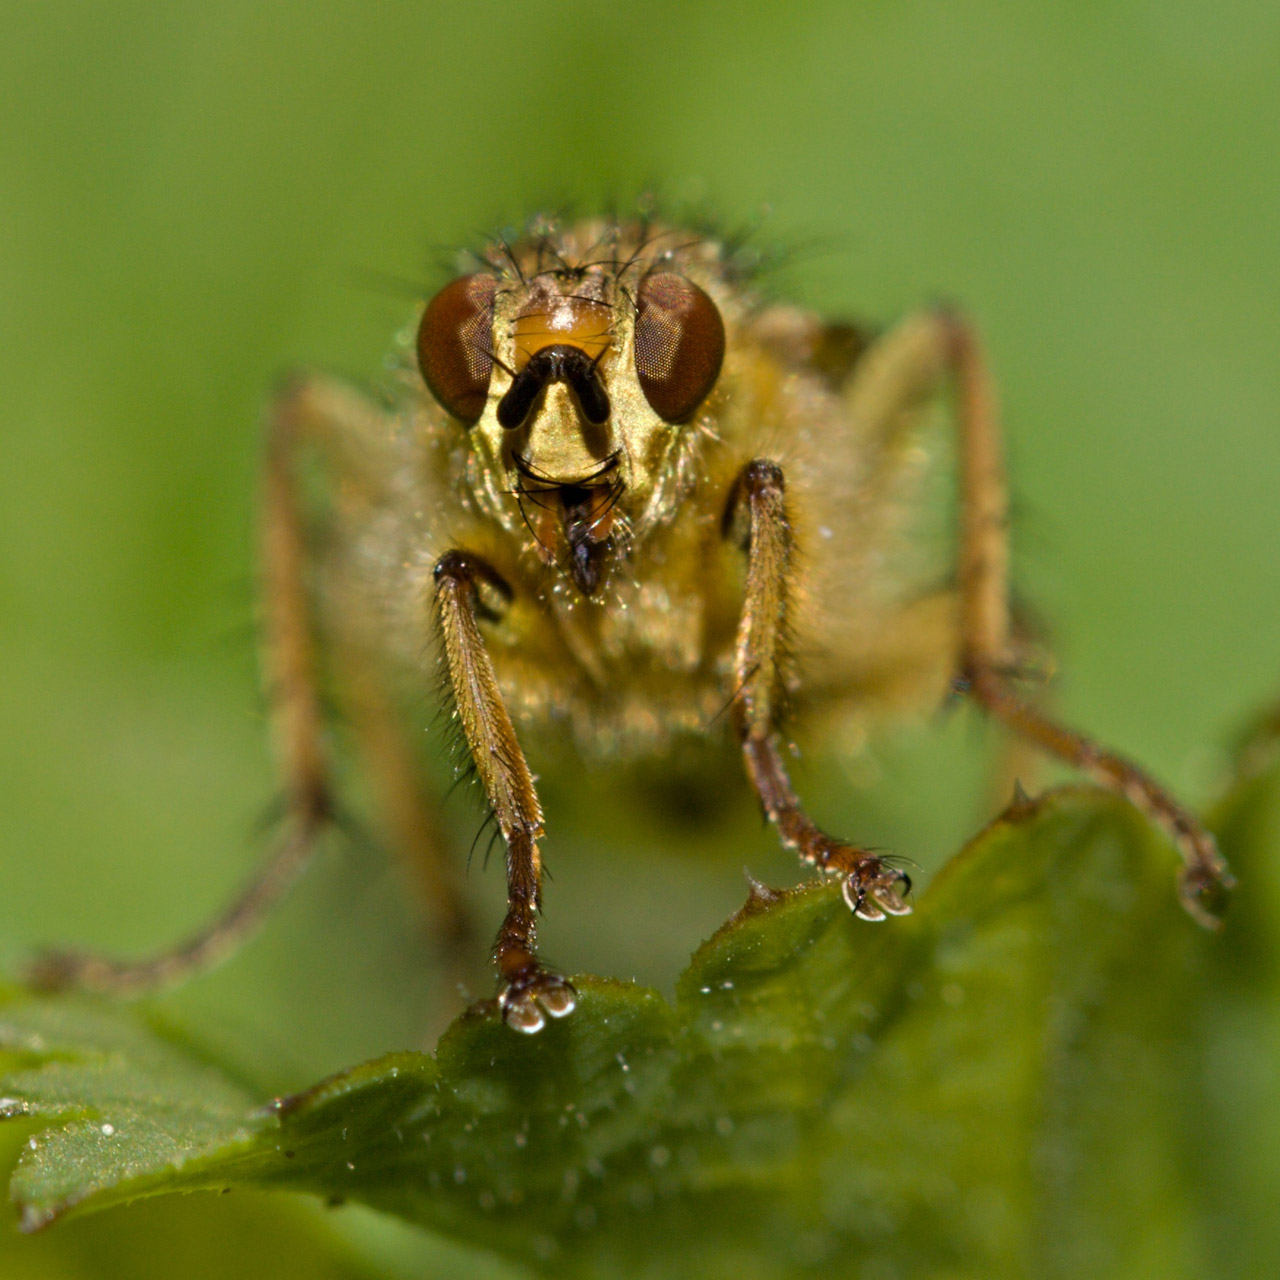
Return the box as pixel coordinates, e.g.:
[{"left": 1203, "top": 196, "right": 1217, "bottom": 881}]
[{"left": 28, "top": 212, "right": 1235, "bottom": 1032}]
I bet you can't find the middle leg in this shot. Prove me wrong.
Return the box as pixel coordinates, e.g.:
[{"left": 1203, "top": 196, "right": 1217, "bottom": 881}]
[{"left": 724, "top": 459, "right": 913, "bottom": 920}]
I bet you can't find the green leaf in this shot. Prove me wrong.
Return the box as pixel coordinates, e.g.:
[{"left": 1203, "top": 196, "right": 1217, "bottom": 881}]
[
  {"left": 2, "top": 781, "right": 1264, "bottom": 1279},
  {"left": 0, "top": 999, "right": 262, "bottom": 1231}
]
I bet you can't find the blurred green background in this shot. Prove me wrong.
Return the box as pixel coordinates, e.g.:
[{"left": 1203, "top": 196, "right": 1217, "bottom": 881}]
[{"left": 1, "top": 2, "right": 1277, "bottom": 1276}]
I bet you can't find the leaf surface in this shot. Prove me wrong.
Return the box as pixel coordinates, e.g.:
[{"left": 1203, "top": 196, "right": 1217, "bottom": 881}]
[{"left": 3, "top": 782, "right": 1261, "bottom": 1278}]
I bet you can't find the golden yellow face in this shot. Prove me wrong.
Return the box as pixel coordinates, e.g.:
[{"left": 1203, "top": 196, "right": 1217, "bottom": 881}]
[{"left": 414, "top": 221, "right": 731, "bottom": 596}]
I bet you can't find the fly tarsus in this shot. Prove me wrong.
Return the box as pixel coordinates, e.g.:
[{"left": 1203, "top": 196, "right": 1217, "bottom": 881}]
[
  {"left": 1178, "top": 862, "right": 1235, "bottom": 929},
  {"left": 498, "top": 964, "right": 577, "bottom": 1034},
  {"left": 836, "top": 855, "right": 914, "bottom": 921},
  {"left": 787, "top": 827, "right": 914, "bottom": 921}
]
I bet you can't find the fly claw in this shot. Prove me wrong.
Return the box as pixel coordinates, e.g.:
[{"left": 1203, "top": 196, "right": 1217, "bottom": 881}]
[
  {"left": 839, "top": 860, "right": 915, "bottom": 922},
  {"left": 500, "top": 971, "right": 578, "bottom": 1035}
]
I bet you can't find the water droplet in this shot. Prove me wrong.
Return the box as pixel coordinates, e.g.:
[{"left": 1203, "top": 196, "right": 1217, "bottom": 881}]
[
  {"left": 615, "top": 1052, "right": 630, "bottom": 1072},
  {"left": 20, "top": 1205, "right": 54, "bottom": 1232},
  {"left": 100, "top": 1124, "right": 115, "bottom": 1138},
  {"left": 514, "top": 1132, "right": 527, "bottom": 1149},
  {"left": 719, "top": 980, "right": 734, "bottom": 990},
  {"left": 454, "top": 1166, "right": 467, "bottom": 1184},
  {"left": 699, "top": 986, "right": 712, "bottom": 995},
  {"left": 478, "top": 1190, "right": 496, "bottom": 1212},
  {"left": 715, "top": 1116, "right": 734, "bottom": 1136},
  {"left": 649, "top": 1145, "right": 671, "bottom": 1169},
  {"left": 574, "top": 1112, "right": 587, "bottom": 1129},
  {"left": 345, "top": 1160, "right": 355, "bottom": 1171},
  {"left": 585, "top": 1157, "right": 604, "bottom": 1178}
]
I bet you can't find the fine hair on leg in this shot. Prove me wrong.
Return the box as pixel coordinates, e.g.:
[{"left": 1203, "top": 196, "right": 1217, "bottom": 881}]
[
  {"left": 724, "top": 458, "right": 913, "bottom": 921},
  {"left": 860, "top": 309, "right": 1234, "bottom": 925},
  {"left": 432, "top": 549, "right": 575, "bottom": 1032},
  {"left": 24, "top": 376, "right": 352, "bottom": 994}
]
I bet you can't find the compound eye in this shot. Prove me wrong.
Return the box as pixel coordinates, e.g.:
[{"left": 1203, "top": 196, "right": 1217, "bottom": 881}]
[
  {"left": 633, "top": 273, "right": 725, "bottom": 423},
  {"left": 417, "top": 274, "right": 498, "bottom": 424}
]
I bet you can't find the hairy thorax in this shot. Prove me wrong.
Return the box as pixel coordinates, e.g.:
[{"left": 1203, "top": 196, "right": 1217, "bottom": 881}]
[
  {"left": 392, "top": 221, "right": 905, "bottom": 754},
  {"left": 335, "top": 216, "right": 956, "bottom": 765}
]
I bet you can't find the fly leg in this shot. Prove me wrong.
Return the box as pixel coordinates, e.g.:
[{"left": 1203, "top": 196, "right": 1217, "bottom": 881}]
[
  {"left": 342, "top": 667, "right": 472, "bottom": 953},
  {"left": 725, "top": 460, "right": 913, "bottom": 920},
  {"left": 25, "top": 375, "right": 356, "bottom": 994},
  {"left": 853, "top": 309, "right": 1234, "bottom": 924},
  {"left": 433, "top": 550, "right": 575, "bottom": 1032},
  {"left": 937, "top": 309, "right": 1233, "bottom": 923}
]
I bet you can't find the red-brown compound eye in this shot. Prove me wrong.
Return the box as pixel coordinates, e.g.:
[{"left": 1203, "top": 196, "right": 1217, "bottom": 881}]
[
  {"left": 633, "top": 272, "right": 725, "bottom": 423},
  {"left": 416, "top": 274, "right": 498, "bottom": 424}
]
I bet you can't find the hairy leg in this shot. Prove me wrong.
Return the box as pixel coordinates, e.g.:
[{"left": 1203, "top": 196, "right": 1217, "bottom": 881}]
[
  {"left": 853, "top": 310, "right": 1233, "bottom": 925},
  {"left": 724, "top": 459, "right": 913, "bottom": 920},
  {"left": 25, "top": 375, "right": 357, "bottom": 994},
  {"left": 341, "top": 667, "right": 472, "bottom": 952},
  {"left": 432, "top": 550, "right": 574, "bottom": 1031}
]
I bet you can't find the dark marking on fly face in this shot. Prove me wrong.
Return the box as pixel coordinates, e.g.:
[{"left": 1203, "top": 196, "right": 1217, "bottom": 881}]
[{"left": 496, "top": 344, "right": 611, "bottom": 431}]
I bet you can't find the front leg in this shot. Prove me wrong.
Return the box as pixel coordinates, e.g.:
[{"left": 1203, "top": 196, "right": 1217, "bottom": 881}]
[
  {"left": 724, "top": 460, "right": 912, "bottom": 920},
  {"left": 433, "top": 550, "right": 575, "bottom": 1032}
]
